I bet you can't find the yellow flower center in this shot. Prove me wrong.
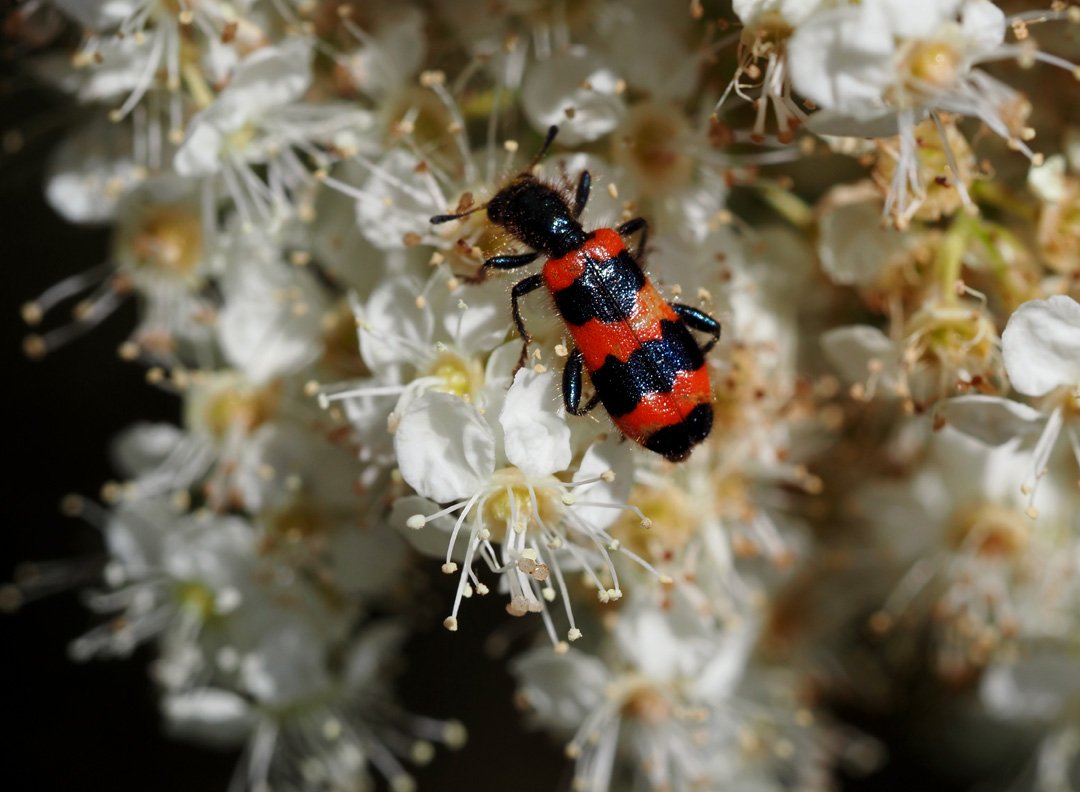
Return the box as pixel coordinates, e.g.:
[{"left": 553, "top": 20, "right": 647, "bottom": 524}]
[
  {"left": 613, "top": 483, "right": 697, "bottom": 562},
  {"left": 175, "top": 581, "right": 217, "bottom": 620},
  {"left": 608, "top": 674, "right": 675, "bottom": 726},
  {"left": 906, "top": 41, "right": 962, "bottom": 92},
  {"left": 613, "top": 103, "right": 693, "bottom": 195},
  {"left": 426, "top": 351, "right": 483, "bottom": 400},
  {"left": 949, "top": 503, "right": 1029, "bottom": 558},
  {"left": 874, "top": 117, "right": 975, "bottom": 222},
  {"left": 266, "top": 499, "right": 329, "bottom": 546},
  {"left": 902, "top": 303, "right": 1004, "bottom": 401},
  {"left": 481, "top": 468, "right": 565, "bottom": 545},
  {"left": 195, "top": 379, "right": 281, "bottom": 441},
  {"left": 120, "top": 204, "right": 204, "bottom": 282}
]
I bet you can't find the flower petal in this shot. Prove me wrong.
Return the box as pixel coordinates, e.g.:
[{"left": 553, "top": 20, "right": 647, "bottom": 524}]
[
  {"left": 820, "top": 325, "right": 899, "bottom": 387},
  {"left": 395, "top": 391, "right": 495, "bottom": 503},
  {"left": 500, "top": 369, "right": 572, "bottom": 478},
  {"left": 938, "top": 395, "right": 1044, "bottom": 446},
  {"left": 1001, "top": 296, "right": 1080, "bottom": 396}
]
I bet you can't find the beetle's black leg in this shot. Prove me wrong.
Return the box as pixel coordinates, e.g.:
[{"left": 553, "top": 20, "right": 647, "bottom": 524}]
[
  {"left": 511, "top": 274, "right": 545, "bottom": 370},
  {"left": 572, "top": 170, "right": 592, "bottom": 219},
  {"left": 485, "top": 250, "right": 540, "bottom": 271},
  {"left": 617, "top": 217, "right": 649, "bottom": 260},
  {"left": 672, "top": 303, "right": 722, "bottom": 353},
  {"left": 562, "top": 348, "right": 602, "bottom": 416},
  {"left": 465, "top": 250, "right": 540, "bottom": 284}
]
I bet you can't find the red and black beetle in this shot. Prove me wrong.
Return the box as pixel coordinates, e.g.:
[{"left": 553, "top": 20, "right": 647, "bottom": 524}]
[{"left": 432, "top": 127, "right": 720, "bottom": 462}]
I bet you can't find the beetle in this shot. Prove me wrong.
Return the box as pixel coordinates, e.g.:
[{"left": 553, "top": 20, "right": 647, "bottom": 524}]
[{"left": 431, "top": 126, "right": 720, "bottom": 462}]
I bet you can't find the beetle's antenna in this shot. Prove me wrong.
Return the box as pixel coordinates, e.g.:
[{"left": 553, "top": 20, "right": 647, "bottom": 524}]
[
  {"left": 431, "top": 127, "right": 560, "bottom": 225},
  {"left": 430, "top": 204, "right": 486, "bottom": 225},
  {"left": 522, "top": 125, "right": 559, "bottom": 174}
]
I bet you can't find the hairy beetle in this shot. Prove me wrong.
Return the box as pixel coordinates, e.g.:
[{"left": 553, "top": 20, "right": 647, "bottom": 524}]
[{"left": 432, "top": 127, "right": 720, "bottom": 462}]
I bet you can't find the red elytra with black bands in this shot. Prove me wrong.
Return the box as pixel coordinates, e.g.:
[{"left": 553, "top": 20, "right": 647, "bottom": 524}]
[{"left": 431, "top": 126, "right": 721, "bottom": 462}]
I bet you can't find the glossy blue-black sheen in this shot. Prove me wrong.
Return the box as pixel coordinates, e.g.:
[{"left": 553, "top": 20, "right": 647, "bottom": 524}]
[
  {"left": 590, "top": 320, "right": 706, "bottom": 417},
  {"left": 485, "top": 177, "right": 588, "bottom": 259},
  {"left": 645, "top": 404, "right": 714, "bottom": 461},
  {"left": 554, "top": 250, "right": 646, "bottom": 326}
]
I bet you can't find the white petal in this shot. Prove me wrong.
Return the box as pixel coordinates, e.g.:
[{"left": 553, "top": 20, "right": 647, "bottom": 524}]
[
  {"left": 111, "top": 422, "right": 185, "bottom": 477},
  {"left": 570, "top": 437, "right": 635, "bottom": 532},
  {"left": 938, "top": 395, "right": 1044, "bottom": 446},
  {"left": 395, "top": 391, "right": 496, "bottom": 503},
  {"left": 820, "top": 325, "right": 899, "bottom": 386},
  {"left": 879, "top": 0, "right": 960, "bottom": 39},
  {"left": 818, "top": 197, "right": 902, "bottom": 286},
  {"left": 45, "top": 117, "right": 142, "bottom": 223},
  {"left": 162, "top": 689, "right": 254, "bottom": 748},
  {"left": 961, "top": 0, "right": 1006, "bottom": 51},
  {"left": 173, "top": 120, "right": 224, "bottom": 177},
  {"left": 217, "top": 240, "right": 327, "bottom": 383},
  {"left": 788, "top": 5, "right": 895, "bottom": 115},
  {"left": 522, "top": 50, "right": 625, "bottom": 146},
  {"left": 52, "top": 0, "right": 135, "bottom": 30},
  {"left": 240, "top": 624, "right": 331, "bottom": 706},
  {"left": 981, "top": 651, "right": 1080, "bottom": 721},
  {"left": 805, "top": 108, "right": 904, "bottom": 138},
  {"left": 1028, "top": 155, "right": 1068, "bottom": 203},
  {"left": 203, "top": 38, "right": 312, "bottom": 132},
  {"left": 354, "top": 149, "right": 444, "bottom": 249},
  {"left": 358, "top": 273, "right": 434, "bottom": 373},
  {"left": 233, "top": 423, "right": 361, "bottom": 514},
  {"left": 500, "top": 369, "right": 572, "bottom": 478},
  {"left": 342, "top": 622, "right": 407, "bottom": 695},
  {"left": 512, "top": 648, "right": 608, "bottom": 733},
  {"left": 733, "top": 0, "right": 824, "bottom": 27},
  {"left": 691, "top": 619, "right": 756, "bottom": 704},
  {"left": 1001, "top": 296, "right": 1080, "bottom": 396},
  {"left": 434, "top": 275, "right": 513, "bottom": 357}
]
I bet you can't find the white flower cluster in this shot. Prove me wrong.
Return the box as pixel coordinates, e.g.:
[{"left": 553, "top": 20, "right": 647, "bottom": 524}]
[{"left": 8, "top": 0, "right": 1080, "bottom": 790}]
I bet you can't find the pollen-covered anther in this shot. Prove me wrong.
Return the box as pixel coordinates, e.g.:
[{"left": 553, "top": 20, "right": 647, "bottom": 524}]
[
  {"left": 411, "top": 740, "right": 435, "bottom": 765},
  {"left": 506, "top": 595, "right": 530, "bottom": 617},
  {"left": 406, "top": 514, "right": 426, "bottom": 530},
  {"left": 441, "top": 562, "right": 458, "bottom": 574},
  {"left": 442, "top": 616, "right": 459, "bottom": 631}
]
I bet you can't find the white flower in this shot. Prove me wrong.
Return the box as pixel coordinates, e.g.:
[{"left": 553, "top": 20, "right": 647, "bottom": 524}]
[
  {"left": 165, "top": 622, "right": 466, "bottom": 791},
  {"left": 216, "top": 230, "right": 329, "bottom": 384},
  {"left": 521, "top": 49, "right": 626, "bottom": 147},
  {"left": 317, "top": 266, "right": 514, "bottom": 456},
  {"left": 857, "top": 427, "right": 1079, "bottom": 680},
  {"left": 941, "top": 296, "right": 1080, "bottom": 511},
  {"left": 393, "top": 370, "right": 650, "bottom": 643},
  {"left": 176, "top": 37, "right": 376, "bottom": 229},
  {"left": 822, "top": 298, "right": 1006, "bottom": 409},
  {"left": 44, "top": 114, "right": 145, "bottom": 224},
  {"left": 235, "top": 421, "right": 409, "bottom": 599},
  {"left": 23, "top": 174, "right": 216, "bottom": 362},
  {"left": 786, "top": 0, "right": 1061, "bottom": 223},
  {"left": 513, "top": 596, "right": 823, "bottom": 790},
  {"left": 52, "top": 0, "right": 261, "bottom": 142}
]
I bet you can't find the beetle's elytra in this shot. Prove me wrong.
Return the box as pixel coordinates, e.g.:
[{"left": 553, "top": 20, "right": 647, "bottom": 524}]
[{"left": 431, "top": 127, "right": 720, "bottom": 462}]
